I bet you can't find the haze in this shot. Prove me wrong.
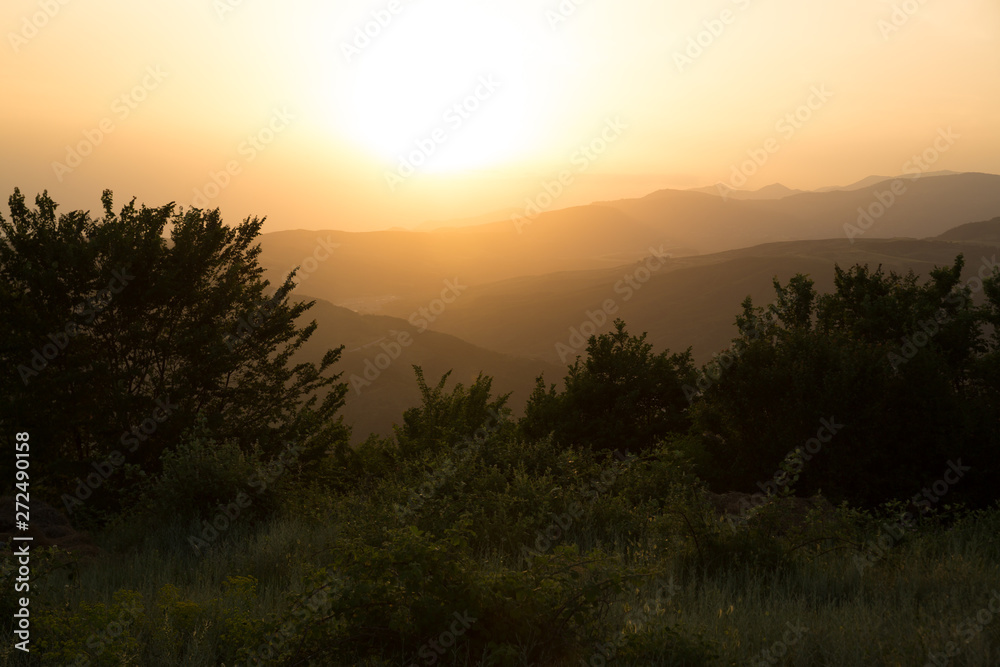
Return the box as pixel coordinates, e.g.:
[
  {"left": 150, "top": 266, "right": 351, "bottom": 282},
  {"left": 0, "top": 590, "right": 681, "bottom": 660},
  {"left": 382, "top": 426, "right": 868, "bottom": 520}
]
[{"left": 3, "top": 0, "right": 1000, "bottom": 232}]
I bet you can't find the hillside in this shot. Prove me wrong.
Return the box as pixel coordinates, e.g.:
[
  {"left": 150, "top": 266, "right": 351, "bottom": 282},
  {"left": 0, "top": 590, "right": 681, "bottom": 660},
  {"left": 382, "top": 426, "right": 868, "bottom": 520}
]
[
  {"left": 258, "top": 173, "right": 1000, "bottom": 315},
  {"left": 935, "top": 216, "right": 1000, "bottom": 245},
  {"left": 375, "top": 234, "right": 1000, "bottom": 366},
  {"left": 291, "top": 296, "right": 564, "bottom": 442}
]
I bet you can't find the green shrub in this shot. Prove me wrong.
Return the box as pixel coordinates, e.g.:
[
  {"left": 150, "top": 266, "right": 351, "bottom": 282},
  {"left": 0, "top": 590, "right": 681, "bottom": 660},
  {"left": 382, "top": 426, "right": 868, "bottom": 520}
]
[{"left": 145, "top": 421, "right": 276, "bottom": 525}]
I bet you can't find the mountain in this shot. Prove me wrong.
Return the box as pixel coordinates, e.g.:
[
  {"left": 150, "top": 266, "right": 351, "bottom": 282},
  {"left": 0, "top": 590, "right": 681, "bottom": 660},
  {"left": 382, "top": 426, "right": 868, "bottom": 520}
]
[
  {"left": 814, "top": 171, "right": 960, "bottom": 192},
  {"left": 260, "top": 173, "right": 1000, "bottom": 317},
  {"left": 602, "top": 172, "right": 1000, "bottom": 254},
  {"left": 935, "top": 217, "right": 1000, "bottom": 245},
  {"left": 413, "top": 208, "right": 523, "bottom": 231},
  {"left": 277, "top": 213, "right": 1000, "bottom": 439},
  {"left": 378, "top": 232, "right": 998, "bottom": 367},
  {"left": 256, "top": 205, "right": 672, "bottom": 313},
  {"left": 814, "top": 175, "right": 893, "bottom": 192},
  {"left": 291, "top": 296, "right": 564, "bottom": 442},
  {"left": 687, "top": 183, "right": 804, "bottom": 200}
]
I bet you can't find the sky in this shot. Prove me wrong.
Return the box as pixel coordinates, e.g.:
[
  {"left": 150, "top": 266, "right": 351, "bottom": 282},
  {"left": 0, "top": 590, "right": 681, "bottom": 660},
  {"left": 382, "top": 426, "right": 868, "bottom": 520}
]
[{"left": 2, "top": 0, "right": 999, "bottom": 232}]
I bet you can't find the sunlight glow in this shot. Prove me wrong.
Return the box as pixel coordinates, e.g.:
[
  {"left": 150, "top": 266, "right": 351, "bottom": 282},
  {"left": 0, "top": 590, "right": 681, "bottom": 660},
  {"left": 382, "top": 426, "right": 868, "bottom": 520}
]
[{"left": 337, "top": 1, "right": 557, "bottom": 173}]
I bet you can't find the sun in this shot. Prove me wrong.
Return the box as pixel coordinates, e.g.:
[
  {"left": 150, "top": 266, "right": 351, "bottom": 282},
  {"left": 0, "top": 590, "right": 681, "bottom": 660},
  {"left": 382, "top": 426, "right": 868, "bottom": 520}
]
[{"left": 335, "top": 1, "right": 555, "bottom": 174}]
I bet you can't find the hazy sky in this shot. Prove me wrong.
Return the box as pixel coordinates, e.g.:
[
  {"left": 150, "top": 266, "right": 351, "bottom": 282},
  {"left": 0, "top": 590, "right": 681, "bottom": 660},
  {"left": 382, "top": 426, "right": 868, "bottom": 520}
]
[{"left": 3, "top": 0, "right": 999, "bottom": 232}]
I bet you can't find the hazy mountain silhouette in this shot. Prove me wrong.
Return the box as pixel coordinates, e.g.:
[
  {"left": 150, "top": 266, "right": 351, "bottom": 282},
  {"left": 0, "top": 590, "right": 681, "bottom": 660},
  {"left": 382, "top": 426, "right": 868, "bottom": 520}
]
[
  {"left": 257, "top": 174, "right": 1000, "bottom": 436},
  {"left": 413, "top": 208, "right": 523, "bottom": 231},
  {"left": 600, "top": 172, "right": 1000, "bottom": 253},
  {"left": 814, "top": 170, "right": 960, "bottom": 192},
  {"left": 687, "top": 183, "right": 804, "bottom": 199},
  {"left": 371, "top": 230, "right": 1000, "bottom": 366},
  {"left": 935, "top": 216, "right": 1000, "bottom": 245},
  {"left": 259, "top": 173, "right": 1000, "bottom": 317},
  {"left": 291, "top": 296, "right": 563, "bottom": 442}
]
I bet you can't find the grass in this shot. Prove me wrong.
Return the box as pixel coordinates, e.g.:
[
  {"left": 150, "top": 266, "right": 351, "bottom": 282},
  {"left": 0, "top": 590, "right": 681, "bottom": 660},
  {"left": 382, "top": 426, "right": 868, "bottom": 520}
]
[{"left": 3, "top": 479, "right": 999, "bottom": 666}]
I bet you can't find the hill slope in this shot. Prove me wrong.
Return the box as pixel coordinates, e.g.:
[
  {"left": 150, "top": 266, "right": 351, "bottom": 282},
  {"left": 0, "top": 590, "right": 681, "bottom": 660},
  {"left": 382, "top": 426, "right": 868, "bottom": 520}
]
[
  {"left": 379, "top": 234, "right": 999, "bottom": 366},
  {"left": 292, "top": 296, "right": 563, "bottom": 442},
  {"left": 259, "top": 173, "right": 1000, "bottom": 315}
]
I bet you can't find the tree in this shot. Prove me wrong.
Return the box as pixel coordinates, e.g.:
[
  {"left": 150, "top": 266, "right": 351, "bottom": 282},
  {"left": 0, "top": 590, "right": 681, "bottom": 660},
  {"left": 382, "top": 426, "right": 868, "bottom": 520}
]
[
  {"left": 394, "top": 366, "right": 511, "bottom": 460},
  {"left": 521, "top": 319, "right": 696, "bottom": 454},
  {"left": 693, "top": 256, "right": 999, "bottom": 507},
  {"left": 0, "top": 189, "right": 348, "bottom": 515}
]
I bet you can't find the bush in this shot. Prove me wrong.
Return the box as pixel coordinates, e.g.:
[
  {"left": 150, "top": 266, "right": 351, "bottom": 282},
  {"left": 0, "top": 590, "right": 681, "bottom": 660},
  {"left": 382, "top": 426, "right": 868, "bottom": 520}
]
[{"left": 145, "top": 422, "right": 276, "bottom": 525}]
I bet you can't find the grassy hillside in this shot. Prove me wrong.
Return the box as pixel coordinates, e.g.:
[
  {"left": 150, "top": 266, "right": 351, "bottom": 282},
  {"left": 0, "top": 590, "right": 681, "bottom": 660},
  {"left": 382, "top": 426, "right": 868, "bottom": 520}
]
[{"left": 8, "top": 434, "right": 999, "bottom": 666}]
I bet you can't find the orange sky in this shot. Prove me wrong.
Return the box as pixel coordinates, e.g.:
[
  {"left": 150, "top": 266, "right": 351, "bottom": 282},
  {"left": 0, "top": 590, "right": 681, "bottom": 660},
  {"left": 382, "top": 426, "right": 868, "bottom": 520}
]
[{"left": 3, "top": 0, "right": 999, "bottom": 232}]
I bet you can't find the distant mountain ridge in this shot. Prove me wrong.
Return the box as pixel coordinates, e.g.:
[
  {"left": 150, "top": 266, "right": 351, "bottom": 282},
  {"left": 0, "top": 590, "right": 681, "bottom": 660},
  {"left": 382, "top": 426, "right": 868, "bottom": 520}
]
[
  {"left": 292, "top": 296, "right": 563, "bottom": 442},
  {"left": 386, "top": 228, "right": 1000, "bottom": 368},
  {"left": 814, "top": 170, "right": 961, "bottom": 192},
  {"left": 258, "top": 172, "right": 1000, "bottom": 321},
  {"left": 935, "top": 217, "right": 1000, "bottom": 245},
  {"left": 274, "top": 214, "right": 1000, "bottom": 437},
  {"left": 687, "top": 183, "right": 804, "bottom": 200}
]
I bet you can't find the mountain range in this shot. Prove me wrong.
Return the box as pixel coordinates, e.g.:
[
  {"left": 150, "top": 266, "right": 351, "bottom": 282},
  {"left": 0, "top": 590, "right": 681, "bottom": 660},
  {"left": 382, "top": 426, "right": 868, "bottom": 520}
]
[{"left": 268, "top": 172, "right": 1000, "bottom": 440}]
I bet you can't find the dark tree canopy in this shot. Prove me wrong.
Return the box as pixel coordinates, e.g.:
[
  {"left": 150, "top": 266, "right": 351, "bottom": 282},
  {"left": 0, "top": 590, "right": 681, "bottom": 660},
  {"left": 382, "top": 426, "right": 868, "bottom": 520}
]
[
  {"left": 0, "top": 189, "right": 349, "bottom": 512},
  {"left": 521, "top": 319, "right": 697, "bottom": 454},
  {"left": 693, "top": 255, "right": 1000, "bottom": 507}
]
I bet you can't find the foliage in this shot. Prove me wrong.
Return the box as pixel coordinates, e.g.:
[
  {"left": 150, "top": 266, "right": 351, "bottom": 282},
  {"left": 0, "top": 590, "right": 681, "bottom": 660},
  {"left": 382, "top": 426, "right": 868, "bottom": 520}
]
[
  {"left": 4, "top": 193, "right": 1000, "bottom": 666},
  {"left": 692, "top": 255, "right": 1000, "bottom": 507},
  {"left": 394, "top": 366, "right": 512, "bottom": 459},
  {"left": 521, "top": 319, "right": 697, "bottom": 454},
  {"left": 0, "top": 190, "right": 349, "bottom": 519},
  {"left": 144, "top": 417, "right": 275, "bottom": 524}
]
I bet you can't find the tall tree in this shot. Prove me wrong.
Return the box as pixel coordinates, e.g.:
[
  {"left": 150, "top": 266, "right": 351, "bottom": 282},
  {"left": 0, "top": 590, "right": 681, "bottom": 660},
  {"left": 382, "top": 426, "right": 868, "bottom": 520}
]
[
  {"left": 694, "top": 256, "right": 999, "bottom": 507},
  {"left": 521, "top": 320, "right": 696, "bottom": 454},
  {"left": 0, "top": 189, "right": 348, "bottom": 511}
]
